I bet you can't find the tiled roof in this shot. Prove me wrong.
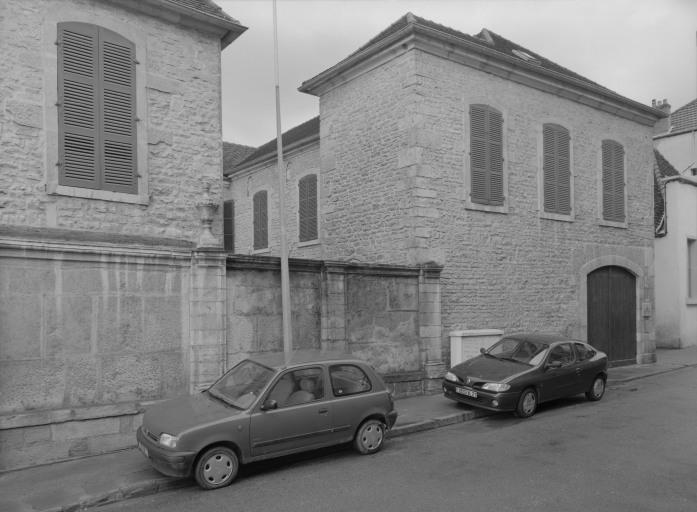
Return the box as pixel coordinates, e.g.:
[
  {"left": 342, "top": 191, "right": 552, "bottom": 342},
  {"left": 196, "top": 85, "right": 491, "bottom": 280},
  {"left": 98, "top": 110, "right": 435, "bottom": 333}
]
[
  {"left": 670, "top": 99, "right": 697, "bottom": 133},
  {"left": 164, "top": 0, "right": 241, "bottom": 25},
  {"left": 226, "top": 116, "right": 320, "bottom": 175},
  {"left": 303, "top": 12, "right": 611, "bottom": 94},
  {"left": 223, "top": 142, "right": 256, "bottom": 174},
  {"left": 654, "top": 149, "right": 680, "bottom": 235}
]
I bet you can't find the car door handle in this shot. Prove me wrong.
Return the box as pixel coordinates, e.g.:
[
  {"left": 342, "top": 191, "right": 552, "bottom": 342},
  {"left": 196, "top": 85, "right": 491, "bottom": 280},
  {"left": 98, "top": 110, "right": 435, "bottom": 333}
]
[{"left": 318, "top": 408, "right": 329, "bottom": 415}]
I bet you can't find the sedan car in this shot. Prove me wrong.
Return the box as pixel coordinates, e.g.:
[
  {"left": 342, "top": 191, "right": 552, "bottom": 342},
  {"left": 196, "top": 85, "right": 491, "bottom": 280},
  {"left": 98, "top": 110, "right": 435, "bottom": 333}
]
[
  {"left": 137, "top": 351, "right": 398, "bottom": 490},
  {"left": 443, "top": 333, "right": 607, "bottom": 418}
]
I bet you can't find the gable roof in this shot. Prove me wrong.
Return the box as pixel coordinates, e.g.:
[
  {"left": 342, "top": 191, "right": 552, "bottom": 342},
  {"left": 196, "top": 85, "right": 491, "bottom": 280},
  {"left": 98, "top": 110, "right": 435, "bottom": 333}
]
[
  {"left": 225, "top": 116, "right": 320, "bottom": 176},
  {"left": 299, "top": 13, "right": 664, "bottom": 126},
  {"left": 654, "top": 149, "right": 680, "bottom": 236},
  {"left": 670, "top": 99, "right": 697, "bottom": 134},
  {"left": 223, "top": 142, "right": 256, "bottom": 174}
]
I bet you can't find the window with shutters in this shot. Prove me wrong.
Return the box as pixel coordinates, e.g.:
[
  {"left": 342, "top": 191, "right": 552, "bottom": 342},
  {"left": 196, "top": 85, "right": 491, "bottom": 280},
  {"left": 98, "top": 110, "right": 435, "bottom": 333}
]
[
  {"left": 601, "top": 140, "right": 626, "bottom": 224},
  {"left": 541, "top": 123, "right": 572, "bottom": 218},
  {"left": 253, "top": 190, "right": 268, "bottom": 251},
  {"left": 223, "top": 200, "right": 234, "bottom": 252},
  {"left": 469, "top": 105, "right": 504, "bottom": 206},
  {"left": 298, "top": 174, "right": 318, "bottom": 243},
  {"left": 57, "top": 22, "right": 137, "bottom": 194}
]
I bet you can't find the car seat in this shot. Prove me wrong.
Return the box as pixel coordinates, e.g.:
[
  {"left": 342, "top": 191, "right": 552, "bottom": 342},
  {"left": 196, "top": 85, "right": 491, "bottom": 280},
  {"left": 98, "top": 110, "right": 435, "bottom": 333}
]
[{"left": 286, "top": 377, "right": 316, "bottom": 405}]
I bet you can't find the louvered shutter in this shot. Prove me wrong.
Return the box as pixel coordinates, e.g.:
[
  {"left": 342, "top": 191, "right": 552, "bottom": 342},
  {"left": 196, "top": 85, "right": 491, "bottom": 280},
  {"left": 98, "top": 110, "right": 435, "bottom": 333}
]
[
  {"left": 99, "top": 28, "right": 137, "bottom": 193},
  {"left": 543, "top": 124, "right": 571, "bottom": 215},
  {"left": 223, "top": 200, "right": 234, "bottom": 252},
  {"left": 253, "top": 191, "right": 268, "bottom": 250},
  {"left": 470, "top": 105, "right": 503, "bottom": 205},
  {"left": 58, "top": 23, "right": 99, "bottom": 189},
  {"left": 298, "top": 174, "right": 318, "bottom": 242},
  {"left": 602, "top": 140, "right": 625, "bottom": 222}
]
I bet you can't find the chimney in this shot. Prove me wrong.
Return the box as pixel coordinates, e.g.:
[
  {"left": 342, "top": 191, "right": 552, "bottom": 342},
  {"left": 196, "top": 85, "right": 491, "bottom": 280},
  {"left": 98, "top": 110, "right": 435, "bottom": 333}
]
[{"left": 653, "top": 98, "right": 671, "bottom": 136}]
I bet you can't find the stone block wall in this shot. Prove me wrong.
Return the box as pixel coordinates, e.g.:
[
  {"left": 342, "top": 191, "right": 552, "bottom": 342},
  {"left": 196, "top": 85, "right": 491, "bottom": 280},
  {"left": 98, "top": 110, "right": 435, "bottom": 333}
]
[
  {"left": 0, "top": 233, "right": 192, "bottom": 471},
  {"left": 1, "top": 0, "right": 225, "bottom": 242}
]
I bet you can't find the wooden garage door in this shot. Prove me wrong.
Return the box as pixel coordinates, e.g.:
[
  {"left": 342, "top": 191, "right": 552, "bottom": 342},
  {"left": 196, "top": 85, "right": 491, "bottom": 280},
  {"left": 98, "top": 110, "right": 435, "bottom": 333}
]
[{"left": 587, "top": 266, "right": 636, "bottom": 366}]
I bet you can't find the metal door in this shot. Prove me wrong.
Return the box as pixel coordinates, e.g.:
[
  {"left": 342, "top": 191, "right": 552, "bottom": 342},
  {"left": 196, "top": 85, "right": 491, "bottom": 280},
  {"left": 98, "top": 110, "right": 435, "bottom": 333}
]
[{"left": 587, "top": 266, "right": 636, "bottom": 366}]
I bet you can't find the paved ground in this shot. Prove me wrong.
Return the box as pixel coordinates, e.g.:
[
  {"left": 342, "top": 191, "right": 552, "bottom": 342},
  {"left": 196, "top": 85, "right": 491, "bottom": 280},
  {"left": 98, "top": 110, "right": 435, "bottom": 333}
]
[{"left": 1, "top": 347, "right": 696, "bottom": 512}]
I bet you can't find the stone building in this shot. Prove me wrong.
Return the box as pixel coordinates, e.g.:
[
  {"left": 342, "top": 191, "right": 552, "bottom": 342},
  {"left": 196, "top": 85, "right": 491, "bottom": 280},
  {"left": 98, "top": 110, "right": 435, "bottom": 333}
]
[
  {"left": 225, "top": 14, "right": 664, "bottom": 384},
  {"left": 0, "top": 0, "right": 245, "bottom": 470}
]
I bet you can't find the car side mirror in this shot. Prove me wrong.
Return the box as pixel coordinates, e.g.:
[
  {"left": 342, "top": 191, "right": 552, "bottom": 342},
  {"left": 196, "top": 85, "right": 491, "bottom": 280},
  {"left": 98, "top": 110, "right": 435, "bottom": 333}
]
[
  {"left": 261, "top": 399, "right": 278, "bottom": 411},
  {"left": 547, "top": 360, "right": 562, "bottom": 370}
]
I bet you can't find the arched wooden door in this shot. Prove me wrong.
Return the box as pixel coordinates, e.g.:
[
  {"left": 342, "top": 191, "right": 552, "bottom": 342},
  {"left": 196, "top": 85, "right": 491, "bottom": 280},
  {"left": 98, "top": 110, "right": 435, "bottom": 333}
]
[{"left": 587, "top": 266, "right": 636, "bottom": 366}]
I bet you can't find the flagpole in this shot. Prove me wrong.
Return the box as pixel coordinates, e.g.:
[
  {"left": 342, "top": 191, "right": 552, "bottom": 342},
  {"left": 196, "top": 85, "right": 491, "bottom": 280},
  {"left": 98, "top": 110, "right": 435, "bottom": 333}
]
[{"left": 273, "top": 0, "right": 292, "bottom": 353}]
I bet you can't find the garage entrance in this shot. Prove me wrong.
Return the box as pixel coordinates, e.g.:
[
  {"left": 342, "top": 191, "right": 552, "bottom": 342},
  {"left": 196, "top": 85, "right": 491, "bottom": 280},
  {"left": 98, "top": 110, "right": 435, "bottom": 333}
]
[{"left": 587, "top": 266, "right": 636, "bottom": 366}]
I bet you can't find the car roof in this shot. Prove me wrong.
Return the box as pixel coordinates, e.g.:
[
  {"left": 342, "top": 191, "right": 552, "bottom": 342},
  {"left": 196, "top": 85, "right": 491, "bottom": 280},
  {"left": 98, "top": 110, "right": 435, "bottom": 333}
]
[{"left": 247, "top": 349, "right": 363, "bottom": 370}]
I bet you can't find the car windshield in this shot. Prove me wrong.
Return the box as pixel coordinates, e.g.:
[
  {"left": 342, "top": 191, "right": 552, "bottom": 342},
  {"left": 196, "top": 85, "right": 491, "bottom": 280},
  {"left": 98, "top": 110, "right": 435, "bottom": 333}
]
[
  {"left": 486, "top": 337, "right": 549, "bottom": 365},
  {"left": 208, "top": 360, "right": 275, "bottom": 409}
]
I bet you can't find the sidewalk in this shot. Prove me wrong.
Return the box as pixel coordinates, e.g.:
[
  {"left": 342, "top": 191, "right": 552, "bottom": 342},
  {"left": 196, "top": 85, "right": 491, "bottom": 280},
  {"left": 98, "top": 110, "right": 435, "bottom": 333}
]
[{"left": 2, "top": 347, "right": 696, "bottom": 512}]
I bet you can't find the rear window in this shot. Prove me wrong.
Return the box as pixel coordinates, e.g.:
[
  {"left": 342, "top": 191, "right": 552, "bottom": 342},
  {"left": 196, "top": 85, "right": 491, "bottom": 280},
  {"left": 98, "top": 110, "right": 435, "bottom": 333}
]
[
  {"left": 574, "top": 343, "right": 595, "bottom": 361},
  {"left": 330, "top": 365, "right": 371, "bottom": 397}
]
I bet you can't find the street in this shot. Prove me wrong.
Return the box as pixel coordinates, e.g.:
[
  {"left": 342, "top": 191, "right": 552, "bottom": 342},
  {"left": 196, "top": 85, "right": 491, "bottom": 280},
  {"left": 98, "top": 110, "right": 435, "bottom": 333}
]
[{"left": 99, "top": 367, "right": 697, "bottom": 512}]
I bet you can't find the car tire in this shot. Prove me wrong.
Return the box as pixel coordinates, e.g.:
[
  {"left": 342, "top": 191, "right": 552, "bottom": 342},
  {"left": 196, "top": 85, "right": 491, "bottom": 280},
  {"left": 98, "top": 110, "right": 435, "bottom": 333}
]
[
  {"left": 514, "top": 388, "right": 538, "bottom": 418},
  {"left": 585, "top": 375, "right": 606, "bottom": 401},
  {"left": 194, "top": 446, "right": 239, "bottom": 490},
  {"left": 354, "top": 419, "right": 385, "bottom": 455}
]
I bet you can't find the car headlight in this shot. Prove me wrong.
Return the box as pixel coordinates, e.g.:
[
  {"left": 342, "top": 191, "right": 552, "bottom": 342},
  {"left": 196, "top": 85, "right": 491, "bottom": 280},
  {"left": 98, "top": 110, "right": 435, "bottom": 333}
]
[
  {"left": 444, "top": 371, "right": 458, "bottom": 383},
  {"left": 481, "top": 382, "right": 510, "bottom": 392},
  {"left": 159, "top": 433, "right": 179, "bottom": 449}
]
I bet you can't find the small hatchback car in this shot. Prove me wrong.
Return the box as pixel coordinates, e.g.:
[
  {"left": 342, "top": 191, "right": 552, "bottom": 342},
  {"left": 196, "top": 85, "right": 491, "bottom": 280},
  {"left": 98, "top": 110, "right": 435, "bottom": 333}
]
[{"left": 137, "top": 351, "right": 398, "bottom": 490}]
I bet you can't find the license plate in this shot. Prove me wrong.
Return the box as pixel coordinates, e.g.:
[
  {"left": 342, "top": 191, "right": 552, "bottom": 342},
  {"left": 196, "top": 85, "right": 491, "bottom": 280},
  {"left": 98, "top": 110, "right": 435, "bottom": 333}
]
[
  {"left": 456, "top": 387, "right": 477, "bottom": 398},
  {"left": 138, "top": 441, "right": 149, "bottom": 458}
]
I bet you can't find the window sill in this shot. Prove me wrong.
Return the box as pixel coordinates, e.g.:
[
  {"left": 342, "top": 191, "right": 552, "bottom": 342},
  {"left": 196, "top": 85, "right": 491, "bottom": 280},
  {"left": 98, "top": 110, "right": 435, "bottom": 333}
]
[
  {"left": 539, "top": 211, "right": 574, "bottom": 223},
  {"left": 465, "top": 200, "right": 508, "bottom": 214},
  {"left": 598, "top": 219, "right": 628, "bottom": 229},
  {"left": 48, "top": 184, "right": 148, "bottom": 205},
  {"left": 298, "top": 239, "right": 320, "bottom": 248},
  {"left": 252, "top": 248, "right": 270, "bottom": 255}
]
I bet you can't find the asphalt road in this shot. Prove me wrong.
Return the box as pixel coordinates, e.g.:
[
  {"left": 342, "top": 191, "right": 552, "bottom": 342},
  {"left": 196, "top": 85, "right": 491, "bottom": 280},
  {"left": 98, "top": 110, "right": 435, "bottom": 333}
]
[{"left": 99, "top": 367, "right": 697, "bottom": 512}]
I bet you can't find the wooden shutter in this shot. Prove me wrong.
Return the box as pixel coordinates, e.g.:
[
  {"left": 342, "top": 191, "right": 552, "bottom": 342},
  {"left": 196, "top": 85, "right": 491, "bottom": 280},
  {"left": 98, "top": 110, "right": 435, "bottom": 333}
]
[
  {"left": 58, "top": 23, "right": 136, "bottom": 193},
  {"left": 543, "top": 124, "right": 571, "bottom": 214},
  {"left": 602, "top": 140, "right": 625, "bottom": 222},
  {"left": 58, "top": 23, "right": 99, "bottom": 189},
  {"left": 223, "top": 200, "right": 234, "bottom": 252},
  {"left": 298, "top": 174, "right": 318, "bottom": 242},
  {"left": 253, "top": 191, "right": 268, "bottom": 250},
  {"left": 470, "top": 105, "right": 503, "bottom": 205},
  {"left": 100, "top": 28, "right": 137, "bottom": 193}
]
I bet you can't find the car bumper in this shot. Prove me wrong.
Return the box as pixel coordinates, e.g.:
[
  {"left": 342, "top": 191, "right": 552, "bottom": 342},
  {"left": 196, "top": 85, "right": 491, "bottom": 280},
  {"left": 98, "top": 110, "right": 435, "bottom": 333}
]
[
  {"left": 442, "top": 381, "right": 519, "bottom": 412},
  {"left": 136, "top": 427, "right": 197, "bottom": 478}
]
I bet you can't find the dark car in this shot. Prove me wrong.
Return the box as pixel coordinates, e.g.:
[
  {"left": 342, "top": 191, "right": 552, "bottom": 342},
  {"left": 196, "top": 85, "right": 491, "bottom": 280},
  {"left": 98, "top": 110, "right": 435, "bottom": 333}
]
[
  {"left": 443, "top": 333, "right": 608, "bottom": 418},
  {"left": 137, "top": 351, "right": 397, "bottom": 490}
]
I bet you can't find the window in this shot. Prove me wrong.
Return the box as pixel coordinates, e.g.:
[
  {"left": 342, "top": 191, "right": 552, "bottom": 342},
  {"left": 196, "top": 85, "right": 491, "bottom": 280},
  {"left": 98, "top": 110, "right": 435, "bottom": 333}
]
[
  {"left": 470, "top": 105, "right": 504, "bottom": 206},
  {"left": 542, "top": 123, "right": 571, "bottom": 215},
  {"left": 574, "top": 343, "right": 595, "bottom": 362},
  {"left": 253, "top": 190, "right": 268, "bottom": 250},
  {"left": 330, "top": 365, "right": 372, "bottom": 396},
  {"left": 57, "top": 22, "right": 137, "bottom": 194},
  {"left": 547, "top": 343, "right": 575, "bottom": 366},
  {"left": 223, "top": 200, "right": 234, "bottom": 252},
  {"left": 298, "top": 174, "right": 318, "bottom": 242},
  {"left": 689, "top": 239, "right": 697, "bottom": 299},
  {"left": 267, "top": 368, "right": 324, "bottom": 407},
  {"left": 601, "top": 140, "right": 625, "bottom": 223}
]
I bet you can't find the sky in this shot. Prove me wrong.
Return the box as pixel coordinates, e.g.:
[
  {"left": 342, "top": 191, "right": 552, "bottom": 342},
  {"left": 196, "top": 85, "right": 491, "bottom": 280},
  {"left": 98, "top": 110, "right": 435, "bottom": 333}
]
[{"left": 217, "top": 0, "right": 697, "bottom": 148}]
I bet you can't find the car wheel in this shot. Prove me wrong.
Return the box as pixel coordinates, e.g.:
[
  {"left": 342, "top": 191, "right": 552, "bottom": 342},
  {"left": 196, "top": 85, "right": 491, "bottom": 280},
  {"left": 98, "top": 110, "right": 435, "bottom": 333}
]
[
  {"left": 515, "top": 388, "right": 537, "bottom": 418},
  {"left": 354, "top": 419, "right": 385, "bottom": 455},
  {"left": 585, "top": 375, "right": 606, "bottom": 401},
  {"left": 194, "top": 446, "right": 239, "bottom": 490}
]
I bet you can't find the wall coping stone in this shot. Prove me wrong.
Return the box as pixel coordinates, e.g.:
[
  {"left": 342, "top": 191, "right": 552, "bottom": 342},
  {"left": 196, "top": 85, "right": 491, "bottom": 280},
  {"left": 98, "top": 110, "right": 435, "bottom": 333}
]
[{"left": 450, "top": 329, "right": 505, "bottom": 337}]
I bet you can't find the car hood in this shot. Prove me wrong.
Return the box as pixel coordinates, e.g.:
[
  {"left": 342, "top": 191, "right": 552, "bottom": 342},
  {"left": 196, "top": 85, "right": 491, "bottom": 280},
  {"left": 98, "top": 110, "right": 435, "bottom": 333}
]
[
  {"left": 142, "top": 392, "right": 243, "bottom": 436},
  {"left": 450, "top": 355, "right": 531, "bottom": 382}
]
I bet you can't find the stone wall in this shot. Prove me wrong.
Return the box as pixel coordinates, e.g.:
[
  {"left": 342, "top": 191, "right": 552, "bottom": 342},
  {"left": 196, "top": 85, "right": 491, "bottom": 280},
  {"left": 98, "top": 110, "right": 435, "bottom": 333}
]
[
  {"left": 0, "top": 231, "right": 192, "bottom": 471},
  {"left": 1, "top": 0, "right": 225, "bottom": 241}
]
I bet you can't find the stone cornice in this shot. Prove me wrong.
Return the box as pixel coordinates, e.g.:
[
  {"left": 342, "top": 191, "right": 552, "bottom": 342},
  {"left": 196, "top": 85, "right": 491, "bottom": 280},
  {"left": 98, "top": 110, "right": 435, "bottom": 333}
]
[{"left": 299, "top": 20, "right": 664, "bottom": 127}]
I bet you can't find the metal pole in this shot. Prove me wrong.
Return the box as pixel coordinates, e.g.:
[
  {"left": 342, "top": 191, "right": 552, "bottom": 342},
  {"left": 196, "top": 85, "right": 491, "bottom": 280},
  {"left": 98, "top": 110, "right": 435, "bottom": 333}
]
[{"left": 273, "top": 0, "right": 292, "bottom": 353}]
